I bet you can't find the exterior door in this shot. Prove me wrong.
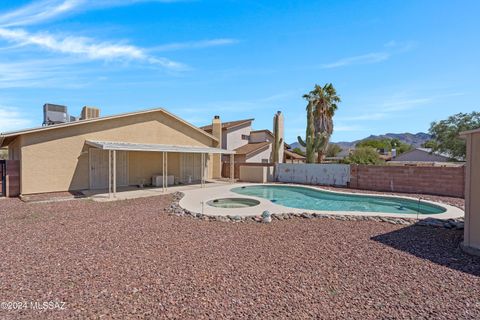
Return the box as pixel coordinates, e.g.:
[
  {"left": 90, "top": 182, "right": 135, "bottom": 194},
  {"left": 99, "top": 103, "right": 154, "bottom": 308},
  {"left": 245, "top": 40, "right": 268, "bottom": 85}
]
[
  {"left": 89, "top": 149, "right": 128, "bottom": 189},
  {"left": 180, "top": 153, "right": 206, "bottom": 183}
]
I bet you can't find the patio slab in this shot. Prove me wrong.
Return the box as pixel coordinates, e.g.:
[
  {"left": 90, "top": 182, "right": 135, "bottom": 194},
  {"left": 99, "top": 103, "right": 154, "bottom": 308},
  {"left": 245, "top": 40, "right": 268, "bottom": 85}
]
[{"left": 83, "top": 181, "right": 233, "bottom": 202}]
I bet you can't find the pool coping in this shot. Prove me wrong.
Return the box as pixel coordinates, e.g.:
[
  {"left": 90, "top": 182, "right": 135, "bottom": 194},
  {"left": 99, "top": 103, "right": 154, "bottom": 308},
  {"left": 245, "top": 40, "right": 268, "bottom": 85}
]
[{"left": 179, "top": 183, "right": 464, "bottom": 219}]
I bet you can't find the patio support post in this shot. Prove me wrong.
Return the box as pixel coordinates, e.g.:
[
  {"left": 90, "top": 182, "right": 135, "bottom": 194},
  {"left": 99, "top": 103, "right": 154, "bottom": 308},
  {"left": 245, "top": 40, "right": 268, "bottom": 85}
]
[
  {"left": 230, "top": 154, "right": 234, "bottom": 183},
  {"left": 165, "top": 152, "right": 168, "bottom": 192},
  {"left": 201, "top": 153, "right": 205, "bottom": 188},
  {"left": 108, "top": 150, "right": 112, "bottom": 199},
  {"left": 162, "top": 152, "right": 165, "bottom": 192},
  {"left": 113, "top": 149, "right": 117, "bottom": 198}
]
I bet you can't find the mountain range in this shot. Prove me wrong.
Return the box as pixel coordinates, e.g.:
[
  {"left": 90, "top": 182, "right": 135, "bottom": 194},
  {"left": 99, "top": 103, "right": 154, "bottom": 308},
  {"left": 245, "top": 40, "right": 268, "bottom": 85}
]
[{"left": 289, "top": 132, "right": 432, "bottom": 151}]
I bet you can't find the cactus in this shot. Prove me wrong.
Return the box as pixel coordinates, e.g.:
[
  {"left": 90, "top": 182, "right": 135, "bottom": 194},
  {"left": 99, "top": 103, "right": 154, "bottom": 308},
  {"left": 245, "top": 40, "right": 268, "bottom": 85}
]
[
  {"left": 272, "top": 112, "right": 283, "bottom": 164},
  {"left": 298, "top": 100, "right": 330, "bottom": 163},
  {"left": 297, "top": 101, "right": 323, "bottom": 163}
]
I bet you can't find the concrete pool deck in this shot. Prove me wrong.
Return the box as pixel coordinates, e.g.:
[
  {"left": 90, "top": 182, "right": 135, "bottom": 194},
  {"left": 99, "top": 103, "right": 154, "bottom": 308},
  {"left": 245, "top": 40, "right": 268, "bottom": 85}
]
[
  {"left": 179, "top": 183, "right": 464, "bottom": 220},
  {"left": 83, "top": 180, "right": 233, "bottom": 201}
]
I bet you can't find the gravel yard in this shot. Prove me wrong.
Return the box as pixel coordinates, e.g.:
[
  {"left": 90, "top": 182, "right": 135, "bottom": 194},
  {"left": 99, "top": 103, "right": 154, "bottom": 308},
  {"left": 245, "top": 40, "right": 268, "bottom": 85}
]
[{"left": 0, "top": 195, "right": 479, "bottom": 319}]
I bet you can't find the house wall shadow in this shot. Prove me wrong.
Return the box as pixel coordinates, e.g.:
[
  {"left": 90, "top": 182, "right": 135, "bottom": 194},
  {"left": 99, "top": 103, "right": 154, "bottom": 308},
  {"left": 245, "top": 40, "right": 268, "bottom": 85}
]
[{"left": 371, "top": 224, "right": 480, "bottom": 277}]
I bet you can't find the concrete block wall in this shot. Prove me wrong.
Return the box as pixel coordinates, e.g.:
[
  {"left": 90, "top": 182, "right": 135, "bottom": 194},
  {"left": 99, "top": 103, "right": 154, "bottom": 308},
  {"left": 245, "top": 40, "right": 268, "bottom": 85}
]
[
  {"left": 349, "top": 165, "right": 465, "bottom": 197},
  {"left": 222, "top": 162, "right": 274, "bottom": 179},
  {"left": 239, "top": 166, "right": 274, "bottom": 183},
  {"left": 276, "top": 163, "right": 350, "bottom": 186}
]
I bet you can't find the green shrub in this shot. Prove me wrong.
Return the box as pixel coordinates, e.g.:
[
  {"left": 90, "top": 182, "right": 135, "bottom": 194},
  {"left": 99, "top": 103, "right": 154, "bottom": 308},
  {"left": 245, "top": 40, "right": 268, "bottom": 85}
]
[{"left": 342, "top": 147, "right": 382, "bottom": 165}]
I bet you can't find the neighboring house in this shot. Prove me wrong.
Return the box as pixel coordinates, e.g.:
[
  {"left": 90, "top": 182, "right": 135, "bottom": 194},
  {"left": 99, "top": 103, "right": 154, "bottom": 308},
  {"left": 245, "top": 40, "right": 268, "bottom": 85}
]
[
  {"left": 284, "top": 149, "right": 306, "bottom": 163},
  {"left": 234, "top": 141, "right": 271, "bottom": 163},
  {"left": 391, "top": 148, "right": 451, "bottom": 162},
  {"left": 324, "top": 148, "right": 353, "bottom": 162},
  {"left": 461, "top": 128, "right": 480, "bottom": 255},
  {"left": 201, "top": 118, "right": 254, "bottom": 152},
  {"left": 0, "top": 108, "right": 234, "bottom": 196},
  {"left": 0, "top": 147, "right": 7, "bottom": 160},
  {"left": 201, "top": 114, "right": 285, "bottom": 164}
]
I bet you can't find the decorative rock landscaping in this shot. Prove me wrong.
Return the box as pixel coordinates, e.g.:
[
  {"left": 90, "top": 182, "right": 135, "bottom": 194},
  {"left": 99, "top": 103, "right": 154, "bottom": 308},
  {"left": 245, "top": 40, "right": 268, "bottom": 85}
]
[
  {"left": 1, "top": 192, "right": 477, "bottom": 319},
  {"left": 166, "top": 192, "right": 465, "bottom": 229}
]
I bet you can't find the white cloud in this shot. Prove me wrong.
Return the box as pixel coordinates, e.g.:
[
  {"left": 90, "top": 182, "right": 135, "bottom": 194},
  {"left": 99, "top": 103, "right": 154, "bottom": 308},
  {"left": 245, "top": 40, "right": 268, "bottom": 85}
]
[
  {"left": 321, "top": 52, "right": 390, "bottom": 69},
  {"left": 0, "top": 0, "right": 184, "bottom": 27},
  {"left": 0, "top": 28, "right": 185, "bottom": 69},
  {"left": 0, "top": 59, "right": 98, "bottom": 88},
  {"left": 176, "top": 91, "right": 299, "bottom": 116},
  {"left": 0, "top": 0, "right": 83, "bottom": 27},
  {"left": 382, "top": 92, "right": 464, "bottom": 112},
  {"left": 337, "top": 92, "right": 465, "bottom": 124},
  {"left": 320, "top": 40, "right": 416, "bottom": 69},
  {"left": 152, "top": 39, "right": 239, "bottom": 52},
  {"left": 0, "top": 106, "right": 33, "bottom": 132}
]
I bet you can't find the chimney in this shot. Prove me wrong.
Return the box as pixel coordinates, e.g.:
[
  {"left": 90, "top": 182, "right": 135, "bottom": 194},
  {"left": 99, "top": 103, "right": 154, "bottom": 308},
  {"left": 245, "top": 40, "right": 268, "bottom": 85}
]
[
  {"left": 211, "top": 115, "right": 222, "bottom": 179},
  {"left": 273, "top": 111, "right": 284, "bottom": 163},
  {"left": 80, "top": 106, "right": 100, "bottom": 120}
]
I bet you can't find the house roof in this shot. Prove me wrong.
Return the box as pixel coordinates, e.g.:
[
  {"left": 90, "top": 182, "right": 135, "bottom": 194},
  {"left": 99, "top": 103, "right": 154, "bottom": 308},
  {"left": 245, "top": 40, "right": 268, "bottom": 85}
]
[
  {"left": 234, "top": 142, "right": 270, "bottom": 156},
  {"left": 86, "top": 140, "right": 235, "bottom": 154},
  {"left": 460, "top": 127, "right": 480, "bottom": 136},
  {"left": 201, "top": 118, "right": 254, "bottom": 132},
  {"left": 407, "top": 147, "right": 450, "bottom": 158},
  {"left": 250, "top": 129, "right": 291, "bottom": 148},
  {"left": 394, "top": 147, "right": 462, "bottom": 161},
  {"left": 0, "top": 108, "right": 218, "bottom": 148},
  {"left": 284, "top": 149, "right": 305, "bottom": 160},
  {"left": 251, "top": 129, "right": 274, "bottom": 136}
]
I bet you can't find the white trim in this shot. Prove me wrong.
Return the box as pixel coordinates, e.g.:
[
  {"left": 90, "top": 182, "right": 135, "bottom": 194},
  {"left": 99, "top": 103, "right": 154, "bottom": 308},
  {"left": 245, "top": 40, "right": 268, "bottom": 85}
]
[
  {"left": 113, "top": 150, "right": 117, "bottom": 197},
  {"left": 86, "top": 140, "right": 235, "bottom": 154},
  {"left": 108, "top": 150, "right": 112, "bottom": 198}
]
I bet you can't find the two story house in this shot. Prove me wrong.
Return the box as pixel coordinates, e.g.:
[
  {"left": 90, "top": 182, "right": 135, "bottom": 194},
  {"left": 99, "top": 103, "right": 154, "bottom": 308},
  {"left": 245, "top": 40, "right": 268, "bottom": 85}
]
[{"left": 201, "top": 113, "right": 291, "bottom": 164}]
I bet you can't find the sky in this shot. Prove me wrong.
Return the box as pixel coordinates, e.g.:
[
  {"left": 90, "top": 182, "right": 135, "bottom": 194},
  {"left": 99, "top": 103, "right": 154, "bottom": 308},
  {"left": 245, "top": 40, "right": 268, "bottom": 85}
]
[{"left": 0, "top": 0, "right": 478, "bottom": 143}]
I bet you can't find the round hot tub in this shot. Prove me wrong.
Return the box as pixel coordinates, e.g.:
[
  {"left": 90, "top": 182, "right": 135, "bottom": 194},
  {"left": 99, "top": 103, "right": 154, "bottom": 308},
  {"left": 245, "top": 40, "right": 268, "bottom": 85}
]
[{"left": 207, "top": 198, "right": 260, "bottom": 208}]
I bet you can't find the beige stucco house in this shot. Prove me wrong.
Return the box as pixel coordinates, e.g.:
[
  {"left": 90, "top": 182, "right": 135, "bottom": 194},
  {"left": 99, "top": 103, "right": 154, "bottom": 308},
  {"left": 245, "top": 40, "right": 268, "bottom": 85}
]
[
  {"left": 0, "top": 108, "right": 234, "bottom": 197},
  {"left": 461, "top": 128, "right": 480, "bottom": 255}
]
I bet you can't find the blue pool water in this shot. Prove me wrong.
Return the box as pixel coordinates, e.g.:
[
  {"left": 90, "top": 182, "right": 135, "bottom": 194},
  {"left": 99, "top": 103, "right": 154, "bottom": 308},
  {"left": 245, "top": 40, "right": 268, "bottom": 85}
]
[{"left": 231, "top": 185, "right": 446, "bottom": 214}]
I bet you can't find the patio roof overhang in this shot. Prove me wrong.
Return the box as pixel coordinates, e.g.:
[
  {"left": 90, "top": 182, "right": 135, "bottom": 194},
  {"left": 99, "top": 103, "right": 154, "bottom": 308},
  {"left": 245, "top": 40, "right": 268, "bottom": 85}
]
[{"left": 86, "top": 140, "right": 235, "bottom": 154}]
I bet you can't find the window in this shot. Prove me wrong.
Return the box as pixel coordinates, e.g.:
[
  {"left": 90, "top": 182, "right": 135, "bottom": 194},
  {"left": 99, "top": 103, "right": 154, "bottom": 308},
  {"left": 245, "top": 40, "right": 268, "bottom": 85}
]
[
  {"left": 241, "top": 134, "right": 250, "bottom": 140},
  {"left": 261, "top": 159, "right": 269, "bottom": 163}
]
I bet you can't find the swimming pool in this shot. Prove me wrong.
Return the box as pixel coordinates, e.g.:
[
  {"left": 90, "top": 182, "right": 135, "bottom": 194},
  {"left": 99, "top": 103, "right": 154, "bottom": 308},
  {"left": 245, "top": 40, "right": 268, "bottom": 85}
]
[{"left": 231, "top": 185, "right": 446, "bottom": 215}]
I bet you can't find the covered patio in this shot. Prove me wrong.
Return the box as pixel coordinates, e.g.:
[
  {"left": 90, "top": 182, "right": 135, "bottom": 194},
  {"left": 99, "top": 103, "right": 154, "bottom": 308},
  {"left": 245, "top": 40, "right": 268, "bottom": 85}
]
[{"left": 85, "top": 140, "right": 236, "bottom": 199}]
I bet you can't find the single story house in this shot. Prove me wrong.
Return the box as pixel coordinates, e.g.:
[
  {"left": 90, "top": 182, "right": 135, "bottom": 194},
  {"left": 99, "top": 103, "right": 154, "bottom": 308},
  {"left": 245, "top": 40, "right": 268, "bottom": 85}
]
[
  {"left": 284, "top": 149, "right": 306, "bottom": 163},
  {"left": 391, "top": 147, "right": 451, "bottom": 162},
  {"left": 461, "top": 128, "right": 480, "bottom": 255},
  {"left": 0, "top": 108, "right": 234, "bottom": 197}
]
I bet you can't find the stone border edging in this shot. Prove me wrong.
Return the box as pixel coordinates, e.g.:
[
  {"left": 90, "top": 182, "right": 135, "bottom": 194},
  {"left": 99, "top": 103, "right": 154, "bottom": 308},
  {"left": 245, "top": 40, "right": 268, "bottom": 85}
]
[{"left": 166, "top": 192, "right": 464, "bottom": 229}]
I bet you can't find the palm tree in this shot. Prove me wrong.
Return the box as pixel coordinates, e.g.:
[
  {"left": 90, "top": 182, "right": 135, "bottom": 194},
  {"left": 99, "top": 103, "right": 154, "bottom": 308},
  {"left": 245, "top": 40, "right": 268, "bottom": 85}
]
[{"left": 303, "top": 83, "right": 341, "bottom": 163}]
